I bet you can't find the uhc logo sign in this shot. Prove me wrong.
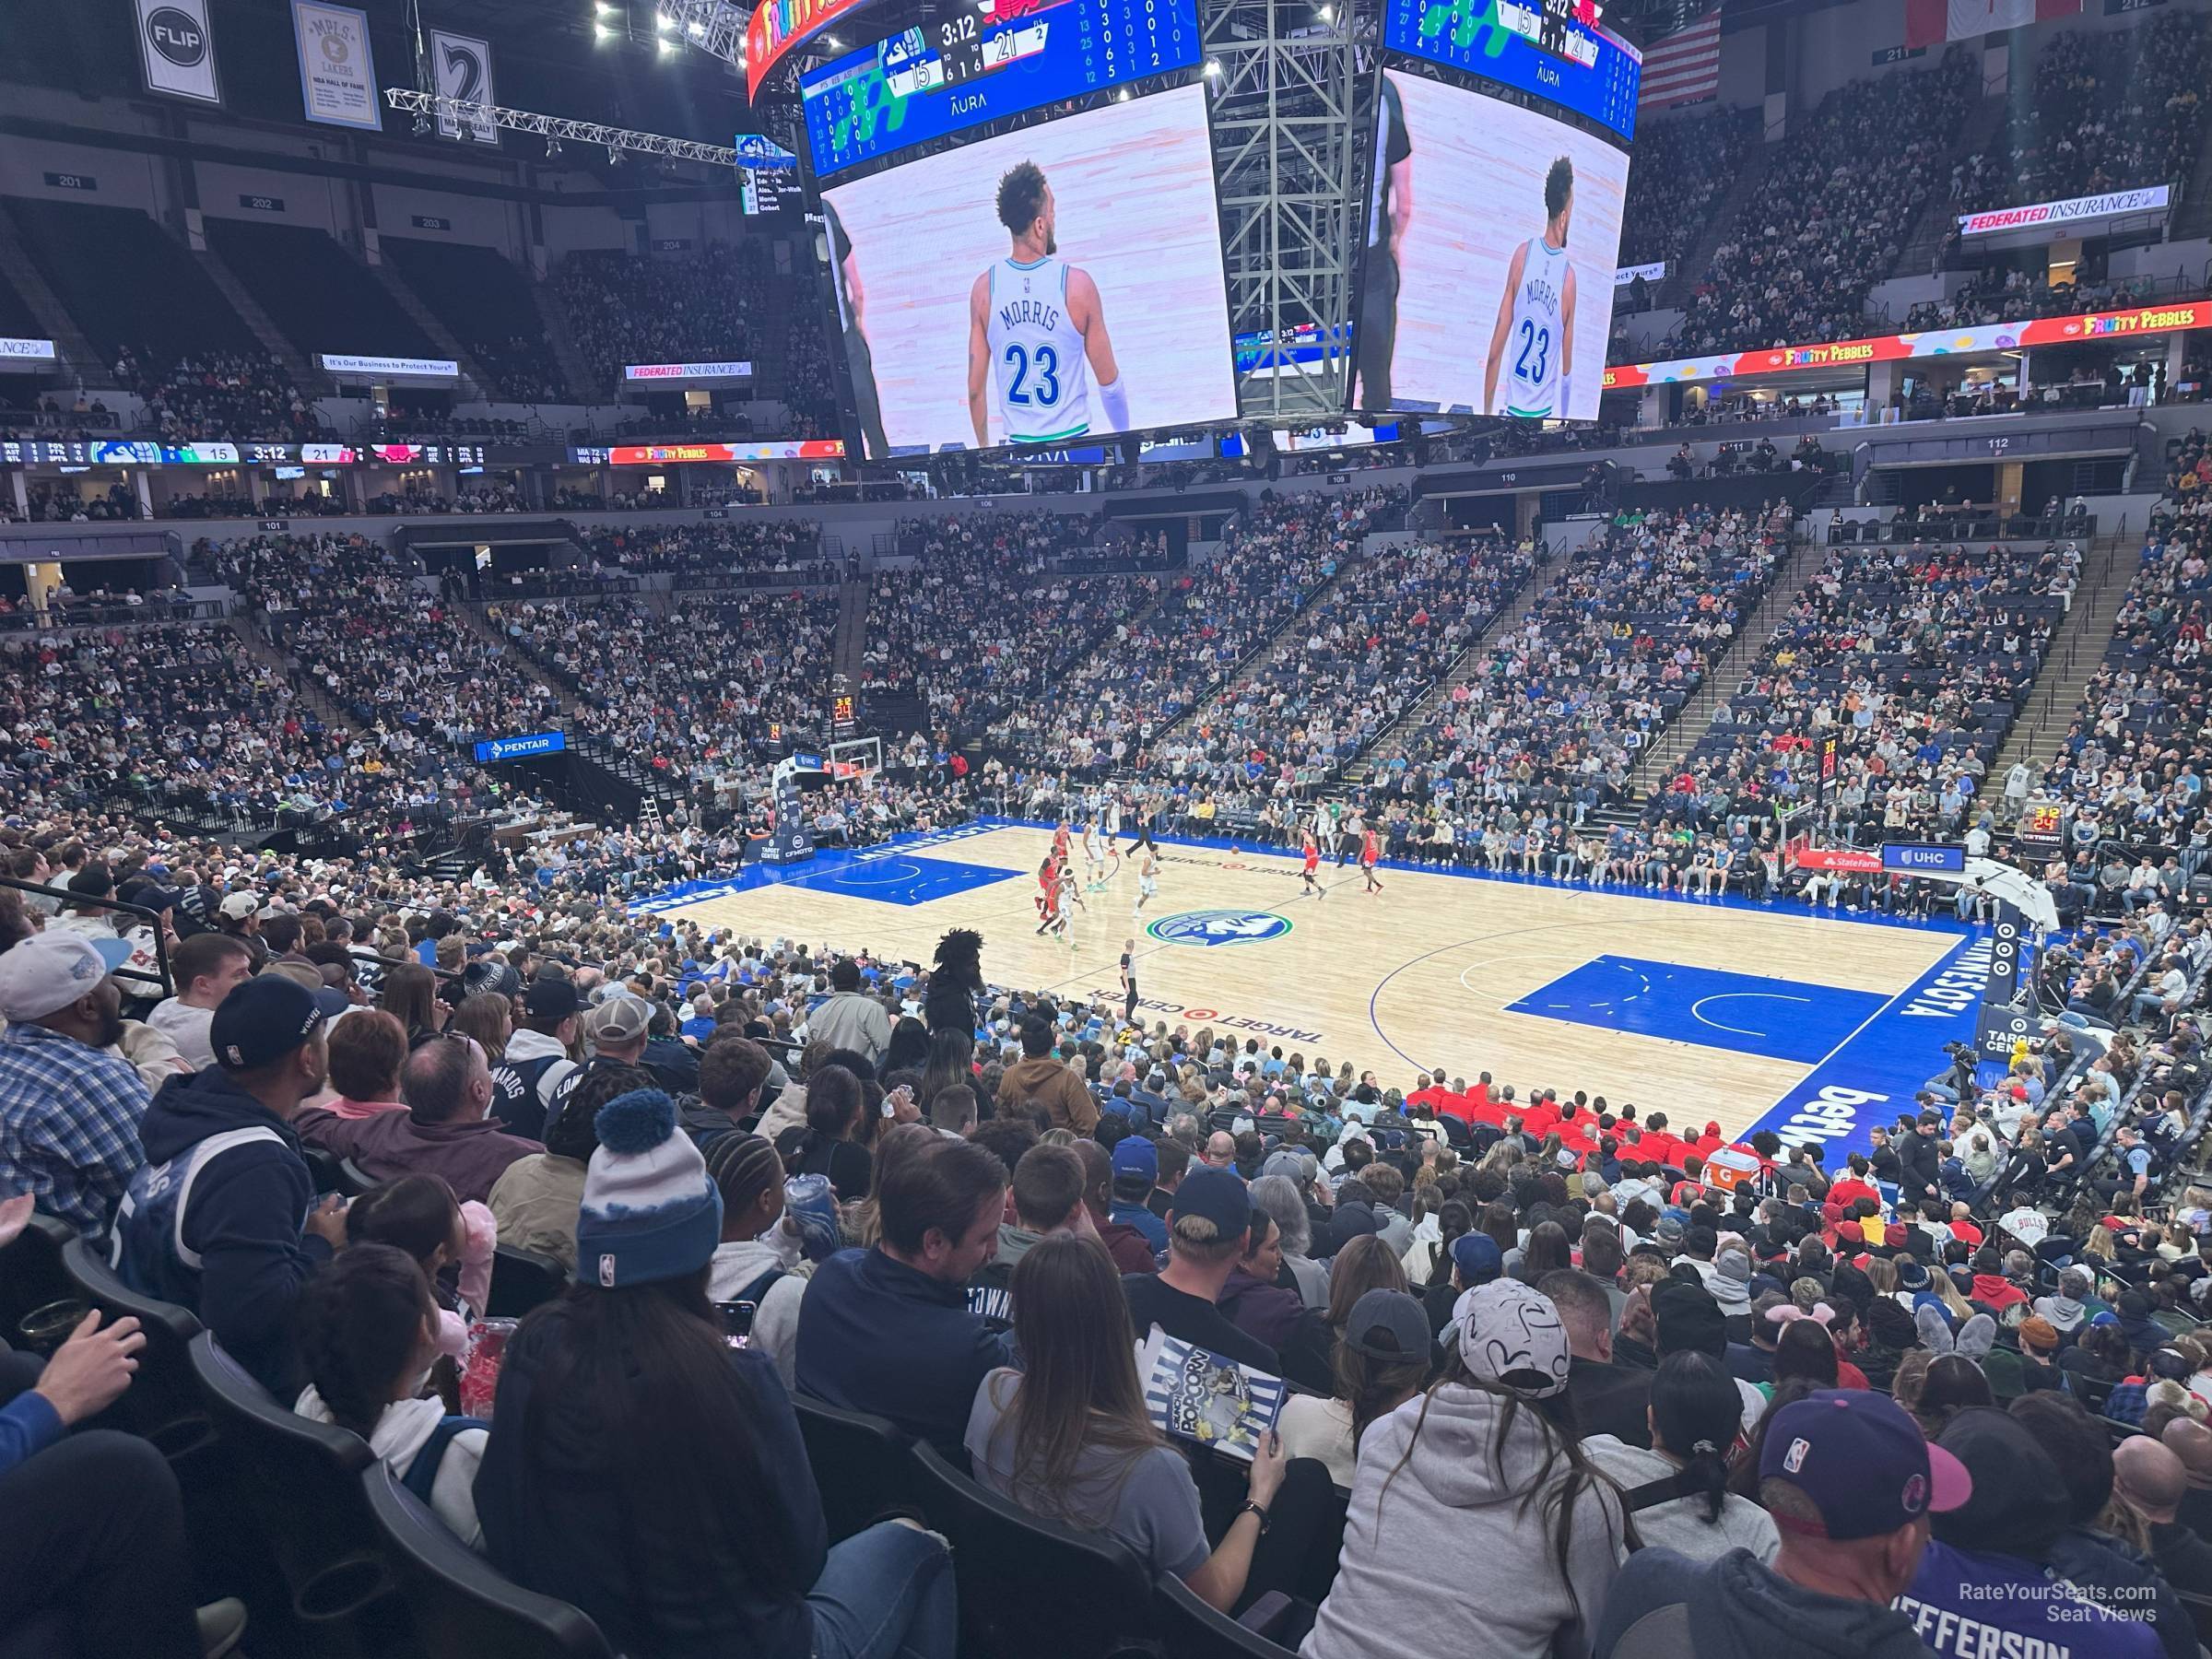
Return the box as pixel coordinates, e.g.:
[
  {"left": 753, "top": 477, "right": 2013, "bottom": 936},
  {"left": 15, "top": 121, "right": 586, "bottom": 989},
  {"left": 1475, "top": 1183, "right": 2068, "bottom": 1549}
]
[
  {"left": 1147, "top": 910, "right": 1293, "bottom": 948},
  {"left": 147, "top": 6, "right": 206, "bottom": 64}
]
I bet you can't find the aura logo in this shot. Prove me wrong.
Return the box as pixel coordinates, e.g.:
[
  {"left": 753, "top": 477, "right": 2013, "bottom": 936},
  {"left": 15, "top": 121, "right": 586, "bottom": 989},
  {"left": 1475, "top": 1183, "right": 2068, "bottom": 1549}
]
[{"left": 1147, "top": 910, "right": 1292, "bottom": 947}]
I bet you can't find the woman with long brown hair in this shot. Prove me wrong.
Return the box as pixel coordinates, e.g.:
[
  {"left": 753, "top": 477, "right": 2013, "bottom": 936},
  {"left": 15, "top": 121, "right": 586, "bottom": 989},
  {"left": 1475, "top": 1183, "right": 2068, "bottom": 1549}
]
[
  {"left": 1302, "top": 1280, "right": 1627, "bottom": 1658},
  {"left": 380, "top": 961, "right": 446, "bottom": 1049},
  {"left": 964, "top": 1231, "right": 1288, "bottom": 1612}
]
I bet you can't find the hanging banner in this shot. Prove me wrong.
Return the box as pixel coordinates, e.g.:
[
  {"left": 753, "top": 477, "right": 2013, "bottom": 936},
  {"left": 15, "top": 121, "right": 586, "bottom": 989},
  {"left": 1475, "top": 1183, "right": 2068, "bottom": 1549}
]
[
  {"left": 293, "top": 0, "right": 382, "bottom": 130},
  {"left": 1958, "top": 184, "right": 2168, "bottom": 238},
  {"left": 429, "top": 30, "right": 498, "bottom": 145},
  {"left": 135, "top": 0, "right": 222, "bottom": 105}
]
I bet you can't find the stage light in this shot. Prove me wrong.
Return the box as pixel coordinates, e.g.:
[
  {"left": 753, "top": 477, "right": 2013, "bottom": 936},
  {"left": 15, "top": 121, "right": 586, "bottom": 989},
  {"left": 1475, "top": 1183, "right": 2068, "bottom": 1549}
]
[
  {"left": 411, "top": 111, "right": 431, "bottom": 135},
  {"left": 1205, "top": 57, "right": 1222, "bottom": 75},
  {"left": 656, "top": 10, "right": 675, "bottom": 29},
  {"left": 658, "top": 34, "right": 677, "bottom": 53},
  {"left": 822, "top": 33, "right": 841, "bottom": 47},
  {"left": 594, "top": 20, "right": 612, "bottom": 40},
  {"left": 687, "top": 18, "right": 706, "bottom": 36},
  {"left": 1317, "top": 4, "right": 1333, "bottom": 19},
  {"left": 545, "top": 135, "right": 563, "bottom": 158}
]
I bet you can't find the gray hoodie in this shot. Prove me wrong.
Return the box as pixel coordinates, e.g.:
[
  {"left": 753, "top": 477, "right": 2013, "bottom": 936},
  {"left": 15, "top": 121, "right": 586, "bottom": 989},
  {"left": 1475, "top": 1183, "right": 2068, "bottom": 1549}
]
[
  {"left": 1299, "top": 1385, "right": 1627, "bottom": 1659},
  {"left": 1584, "top": 1437, "right": 1779, "bottom": 1564}
]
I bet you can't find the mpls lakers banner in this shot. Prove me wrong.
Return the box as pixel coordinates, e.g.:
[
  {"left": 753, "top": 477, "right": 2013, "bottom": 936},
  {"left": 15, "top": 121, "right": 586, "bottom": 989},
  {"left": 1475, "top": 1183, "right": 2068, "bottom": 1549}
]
[
  {"left": 1603, "top": 299, "right": 2212, "bottom": 391},
  {"left": 135, "top": 0, "right": 222, "bottom": 105},
  {"left": 1959, "top": 185, "right": 2168, "bottom": 238},
  {"left": 293, "top": 0, "right": 382, "bottom": 129}
]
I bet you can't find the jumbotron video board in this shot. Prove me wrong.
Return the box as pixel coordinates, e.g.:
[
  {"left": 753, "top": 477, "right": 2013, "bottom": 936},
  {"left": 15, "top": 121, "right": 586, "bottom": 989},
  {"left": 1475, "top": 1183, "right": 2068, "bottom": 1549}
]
[
  {"left": 1351, "top": 0, "right": 1641, "bottom": 421},
  {"left": 799, "top": 0, "right": 1237, "bottom": 458}
]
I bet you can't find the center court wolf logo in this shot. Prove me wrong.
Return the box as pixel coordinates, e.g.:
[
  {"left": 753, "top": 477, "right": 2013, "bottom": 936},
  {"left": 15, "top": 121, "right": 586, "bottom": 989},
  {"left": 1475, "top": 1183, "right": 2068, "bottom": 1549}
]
[{"left": 1147, "top": 910, "right": 1293, "bottom": 947}]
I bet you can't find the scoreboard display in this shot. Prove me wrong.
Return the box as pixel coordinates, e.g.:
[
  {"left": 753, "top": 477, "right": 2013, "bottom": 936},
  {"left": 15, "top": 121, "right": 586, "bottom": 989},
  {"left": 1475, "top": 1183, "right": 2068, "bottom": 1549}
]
[
  {"left": 800, "top": 0, "right": 1200, "bottom": 176},
  {"left": 1381, "top": 0, "right": 1641, "bottom": 143}
]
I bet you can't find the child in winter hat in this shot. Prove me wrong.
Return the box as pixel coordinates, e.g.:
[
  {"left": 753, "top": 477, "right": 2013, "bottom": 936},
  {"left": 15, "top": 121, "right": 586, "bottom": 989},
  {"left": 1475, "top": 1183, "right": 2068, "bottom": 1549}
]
[{"left": 575, "top": 1088, "right": 724, "bottom": 1289}]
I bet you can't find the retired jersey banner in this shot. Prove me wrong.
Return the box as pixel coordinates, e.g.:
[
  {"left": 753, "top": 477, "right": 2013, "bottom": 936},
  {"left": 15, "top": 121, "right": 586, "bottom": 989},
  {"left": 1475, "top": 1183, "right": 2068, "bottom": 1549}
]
[
  {"left": 1904, "top": 0, "right": 2079, "bottom": 46},
  {"left": 1603, "top": 299, "right": 2212, "bottom": 390},
  {"left": 429, "top": 30, "right": 498, "bottom": 145},
  {"left": 135, "top": 0, "right": 222, "bottom": 104}
]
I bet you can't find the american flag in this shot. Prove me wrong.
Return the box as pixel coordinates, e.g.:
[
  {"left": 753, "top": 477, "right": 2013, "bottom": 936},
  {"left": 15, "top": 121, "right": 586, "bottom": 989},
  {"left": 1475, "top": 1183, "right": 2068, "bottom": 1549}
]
[{"left": 1637, "top": 6, "right": 1723, "bottom": 113}]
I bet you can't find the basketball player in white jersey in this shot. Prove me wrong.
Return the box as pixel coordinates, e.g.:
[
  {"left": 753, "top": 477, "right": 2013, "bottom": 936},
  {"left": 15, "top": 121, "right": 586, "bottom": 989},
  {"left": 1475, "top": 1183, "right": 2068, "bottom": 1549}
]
[
  {"left": 1482, "top": 156, "right": 1578, "bottom": 420},
  {"left": 1082, "top": 819, "right": 1107, "bottom": 885},
  {"left": 967, "top": 160, "right": 1130, "bottom": 448}
]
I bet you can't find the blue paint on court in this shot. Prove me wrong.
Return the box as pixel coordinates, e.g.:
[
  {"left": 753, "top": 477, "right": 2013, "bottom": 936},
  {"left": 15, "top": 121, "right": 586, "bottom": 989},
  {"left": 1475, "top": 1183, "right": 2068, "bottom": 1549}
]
[
  {"left": 1735, "top": 932, "right": 1992, "bottom": 1162},
  {"left": 1504, "top": 956, "right": 1889, "bottom": 1065},
  {"left": 629, "top": 825, "right": 1021, "bottom": 915}
]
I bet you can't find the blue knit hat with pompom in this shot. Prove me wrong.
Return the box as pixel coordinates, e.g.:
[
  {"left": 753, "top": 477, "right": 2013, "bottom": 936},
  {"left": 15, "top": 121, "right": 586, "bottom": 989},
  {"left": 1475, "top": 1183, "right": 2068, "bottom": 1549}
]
[{"left": 575, "top": 1088, "right": 724, "bottom": 1289}]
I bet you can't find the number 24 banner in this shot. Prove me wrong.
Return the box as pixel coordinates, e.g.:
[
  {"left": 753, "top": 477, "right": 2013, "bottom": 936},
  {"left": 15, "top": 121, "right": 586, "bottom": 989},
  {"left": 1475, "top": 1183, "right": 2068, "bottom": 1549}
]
[{"left": 431, "top": 31, "right": 499, "bottom": 146}]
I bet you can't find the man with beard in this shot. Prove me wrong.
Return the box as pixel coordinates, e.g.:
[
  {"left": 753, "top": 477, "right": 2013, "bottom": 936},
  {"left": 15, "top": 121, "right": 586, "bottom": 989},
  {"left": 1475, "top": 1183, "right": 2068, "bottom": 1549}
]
[
  {"left": 114, "top": 974, "right": 348, "bottom": 1396},
  {"left": 0, "top": 932, "right": 149, "bottom": 1235}
]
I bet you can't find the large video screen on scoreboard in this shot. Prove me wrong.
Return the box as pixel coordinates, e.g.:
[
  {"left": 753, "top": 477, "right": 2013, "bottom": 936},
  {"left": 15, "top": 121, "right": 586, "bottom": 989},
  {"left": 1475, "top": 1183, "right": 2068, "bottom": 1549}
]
[
  {"left": 1352, "top": 0, "right": 1639, "bottom": 422},
  {"left": 812, "top": 81, "right": 1235, "bottom": 456}
]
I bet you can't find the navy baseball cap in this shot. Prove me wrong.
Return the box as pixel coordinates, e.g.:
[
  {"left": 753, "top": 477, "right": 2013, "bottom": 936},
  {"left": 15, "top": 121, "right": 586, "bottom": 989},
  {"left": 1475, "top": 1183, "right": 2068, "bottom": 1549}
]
[
  {"left": 1450, "top": 1231, "right": 1503, "bottom": 1286},
  {"left": 1170, "top": 1167, "right": 1252, "bottom": 1240},
  {"left": 1759, "top": 1390, "right": 1971, "bottom": 1541},
  {"left": 210, "top": 975, "right": 324, "bottom": 1072},
  {"left": 1112, "top": 1137, "right": 1159, "bottom": 1182}
]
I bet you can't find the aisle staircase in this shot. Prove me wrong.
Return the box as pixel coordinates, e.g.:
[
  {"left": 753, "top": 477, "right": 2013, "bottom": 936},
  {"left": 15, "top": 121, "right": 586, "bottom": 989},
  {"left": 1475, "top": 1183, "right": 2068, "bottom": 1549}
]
[
  {"left": 1656, "top": 144, "right": 1777, "bottom": 312},
  {"left": 533, "top": 266, "right": 604, "bottom": 405},
  {"left": 194, "top": 248, "right": 322, "bottom": 393},
  {"left": 1984, "top": 525, "right": 2141, "bottom": 785},
  {"left": 1328, "top": 539, "right": 1547, "bottom": 782},
  {"left": 1148, "top": 542, "right": 1371, "bottom": 747},
  {"left": 1892, "top": 93, "right": 2007, "bottom": 280},
  {"left": 228, "top": 614, "right": 360, "bottom": 735},
  {"left": 365, "top": 256, "right": 493, "bottom": 394},
  {"left": 0, "top": 206, "right": 104, "bottom": 382}
]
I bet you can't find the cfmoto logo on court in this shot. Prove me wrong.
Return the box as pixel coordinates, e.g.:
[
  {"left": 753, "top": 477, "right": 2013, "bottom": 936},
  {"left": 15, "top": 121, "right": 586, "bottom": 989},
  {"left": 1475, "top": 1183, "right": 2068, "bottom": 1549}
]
[{"left": 1147, "top": 910, "right": 1292, "bottom": 947}]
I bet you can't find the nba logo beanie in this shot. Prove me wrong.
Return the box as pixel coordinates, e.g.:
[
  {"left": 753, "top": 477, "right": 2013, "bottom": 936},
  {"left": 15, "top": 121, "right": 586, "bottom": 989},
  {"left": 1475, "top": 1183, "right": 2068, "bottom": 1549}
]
[{"left": 575, "top": 1088, "right": 724, "bottom": 1289}]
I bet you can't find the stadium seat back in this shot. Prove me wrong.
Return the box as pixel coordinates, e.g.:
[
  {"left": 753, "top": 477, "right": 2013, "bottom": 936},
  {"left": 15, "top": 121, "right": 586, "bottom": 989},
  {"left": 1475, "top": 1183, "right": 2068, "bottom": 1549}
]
[
  {"left": 1149, "top": 1571, "right": 1303, "bottom": 1657},
  {"left": 60, "top": 1235, "right": 212, "bottom": 1460},
  {"left": 0, "top": 1209, "right": 76, "bottom": 1336},
  {"left": 186, "top": 1331, "right": 399, "bottom": 1627},
  {"left": 911, "top": 1441, "right": 1159, "bottom": 1659},
  {"left": 361, "top": 1461, "right": 615, "bottom": 1659},
  {"left": 792, "top": 1393, "right": 917, "bottom": 1542},
  {"left": 486, "top": 1243, "right": 570, "bottom": 1318}
]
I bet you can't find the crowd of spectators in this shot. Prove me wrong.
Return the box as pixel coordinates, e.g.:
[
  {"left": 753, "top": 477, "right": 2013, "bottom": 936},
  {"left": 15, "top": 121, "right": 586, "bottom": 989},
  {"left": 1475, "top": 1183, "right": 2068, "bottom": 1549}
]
[
  {"left": 494, "top": 590, "right": 840, "bottom": 794},
  {"left": 987, "top": 488, "right": 1400, "bottom": 775},
  {"left": 553, "top": 243, "right": 772, "bottom": 393},
  {"left": 1147, "top": 535, "right": 1533, "bottom": 802},
  {"left": 572, "top": 517, "right": 828, "bottom": 582},
  {"left": 1641, "top": 535, "right": 2077, "bottom": 901},
  {"left": 1948, "top": 16, "right": 2209, "bottom": 218},
  {"left": 1616, "top": 107, "right": 1761, "bottom": 283},
  {"left": 1674, "top": 53, "right": 1975, "bottom": 357},
  {"left": 2015, "top": 507, "right": 2212, "bottom": 883},
  {"left": 7, "top": 764, "right": 2212, "bottom": 1655},
  {"left": 864, "top": 510, "right": 1160, "bottom": 743},
  {"left": 116, "top": 347, "right": 324, "bottom": 445},
  {"left": 1905, "top": 267, "right": 2162, "bottom": 335}
]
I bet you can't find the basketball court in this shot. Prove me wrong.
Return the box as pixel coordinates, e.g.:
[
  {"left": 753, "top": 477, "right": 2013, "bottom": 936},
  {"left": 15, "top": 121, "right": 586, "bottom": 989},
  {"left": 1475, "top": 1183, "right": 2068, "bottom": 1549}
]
[{"left": 635, "top": 818, "right": 1999, "bottom": 1159}]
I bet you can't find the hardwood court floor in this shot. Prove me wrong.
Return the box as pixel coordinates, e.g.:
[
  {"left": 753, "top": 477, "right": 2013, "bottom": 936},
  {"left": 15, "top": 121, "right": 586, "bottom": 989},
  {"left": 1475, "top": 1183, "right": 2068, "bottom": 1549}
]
[{"left": 657, "top": 823, "right": 1967, "bottom": 1139}]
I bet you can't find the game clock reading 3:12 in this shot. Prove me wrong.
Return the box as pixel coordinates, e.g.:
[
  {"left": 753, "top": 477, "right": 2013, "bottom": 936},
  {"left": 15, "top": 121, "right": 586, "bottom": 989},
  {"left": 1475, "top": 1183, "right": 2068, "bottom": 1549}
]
[{"left": 800, "top": 0, "right": 1198, "bottom": 177}]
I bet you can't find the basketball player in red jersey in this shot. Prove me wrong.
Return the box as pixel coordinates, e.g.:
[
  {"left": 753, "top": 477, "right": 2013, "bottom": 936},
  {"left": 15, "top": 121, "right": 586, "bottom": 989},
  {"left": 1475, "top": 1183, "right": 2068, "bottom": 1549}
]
[
  {"left": 1035, "top": 852, "right": 1062, "bottom": 934},
  {"left": 1300, "top": 832, "right": 1325, "bottom": 900},
  {"left": 1053, "top": 820, "right": 1072, "bottom": 867},
  {"left": 1361, "top": 825, "right": 1384, "bottom": 893}
]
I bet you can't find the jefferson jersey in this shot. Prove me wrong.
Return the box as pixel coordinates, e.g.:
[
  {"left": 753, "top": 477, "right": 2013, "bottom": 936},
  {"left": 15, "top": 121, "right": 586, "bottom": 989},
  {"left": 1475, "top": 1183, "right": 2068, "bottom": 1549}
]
[
  {"left": 1503, "top": 235, "right": 1569, "bottom": 418},
  {"left": 986, "top": 255, "right": 1091, "bottom": 443}
]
